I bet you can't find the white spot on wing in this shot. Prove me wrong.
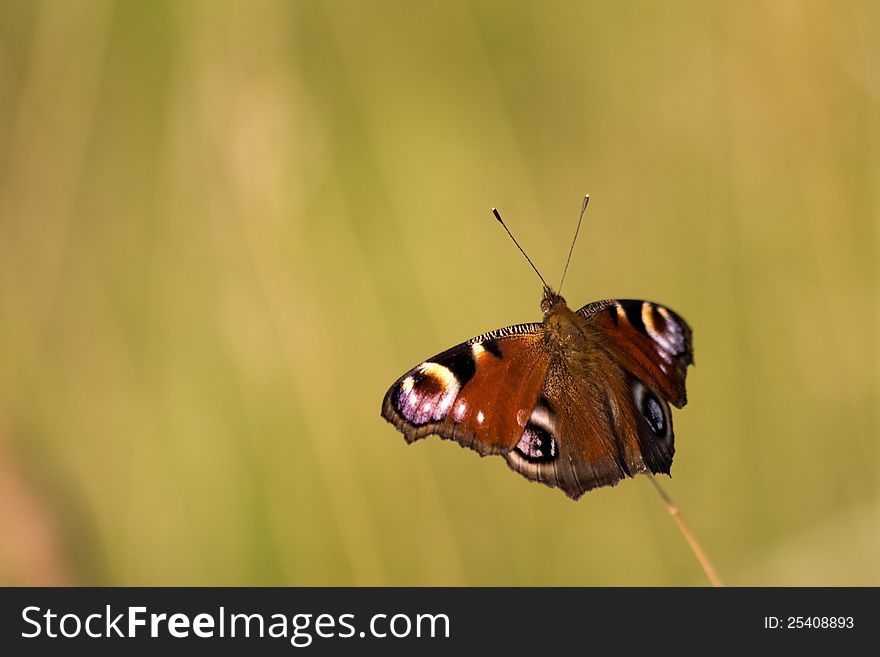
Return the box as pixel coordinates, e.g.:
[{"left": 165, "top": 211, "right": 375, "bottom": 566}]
[
  {"left": 528, "top": 401, "right": 556, "bottom": 433},
  {"left": 642, "top": 302, "right": 679, "bottom": 358},
  {"left": 656, "top": 306, "right": 686, "bottom": 352}
]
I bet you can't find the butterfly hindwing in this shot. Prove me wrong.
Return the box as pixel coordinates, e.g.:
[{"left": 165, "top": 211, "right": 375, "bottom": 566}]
[{"left": 504, "top": 376, "right": 632, "bottom": 499}]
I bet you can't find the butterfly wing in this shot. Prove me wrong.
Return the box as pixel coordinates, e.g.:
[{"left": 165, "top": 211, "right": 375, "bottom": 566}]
[
  {"left": 504, "top": 299, "right": 694, "bottom": 500},
  {"left": 503, "top": 371, "right": 636, "bottom": 499},
  {"left": 578, "top": 299, "right": 693, "bottom": 407},
  {"left": 382, "top": 323, "right": 550, "bottom": 456}
]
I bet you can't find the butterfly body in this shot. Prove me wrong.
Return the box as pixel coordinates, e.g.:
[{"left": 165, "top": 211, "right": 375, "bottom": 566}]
[{"left": 382, "top": 283, "right": 693, "bottom": 500}]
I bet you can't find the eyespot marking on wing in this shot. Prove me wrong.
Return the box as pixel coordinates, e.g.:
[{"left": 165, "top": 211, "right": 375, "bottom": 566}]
[
  {"left": 392, "top": 362, "right": 461, "bottom": 426},
  {"left": 510, "top": 396, "right": 558, "bottom": 464},
  {"left": 632, "top": 380, "right": 671, "bottom": 443}
]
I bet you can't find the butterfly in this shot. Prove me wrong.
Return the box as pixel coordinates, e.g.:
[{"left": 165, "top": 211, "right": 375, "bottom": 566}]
[{"left": 381, "top": 197, "right": 693, "bottom": 500}]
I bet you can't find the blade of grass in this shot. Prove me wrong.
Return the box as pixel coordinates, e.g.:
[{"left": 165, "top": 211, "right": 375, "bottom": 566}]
[{"left": 647, "top": 475, "right": 723, "bottom": 587}]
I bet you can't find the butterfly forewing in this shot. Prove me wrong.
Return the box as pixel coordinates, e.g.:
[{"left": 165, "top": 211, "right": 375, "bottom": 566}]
[
  {"left": 579, "top": 299, "right": 693, "bottom": 407},
  {"left": 382, "top": 323, "right": 549, "bottom": 456}
]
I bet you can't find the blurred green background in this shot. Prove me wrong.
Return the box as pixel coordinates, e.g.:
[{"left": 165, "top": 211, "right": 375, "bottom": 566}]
[{"left": 0, "top": 1, "right": 877, "bottom": 586}]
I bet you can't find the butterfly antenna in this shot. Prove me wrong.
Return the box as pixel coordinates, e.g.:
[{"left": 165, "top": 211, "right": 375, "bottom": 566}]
[
  {"left": 492, "top": 207, "right": 550, "bottom": 292},
  {"left": 557, "top": 194, "right": 590, "bottom": 296}
]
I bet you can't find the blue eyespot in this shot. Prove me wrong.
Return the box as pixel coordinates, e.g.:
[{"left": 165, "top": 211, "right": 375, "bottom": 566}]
[{"left": 642, "top": 394, "right": 665, "bottom": 436}]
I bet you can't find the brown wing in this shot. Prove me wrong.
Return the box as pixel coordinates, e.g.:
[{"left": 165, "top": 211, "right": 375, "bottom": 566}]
[
  {"left": 503, "top": 371, "right": 636, "bottom": 499},
  {"left": 504, "top": 360, "right": 682, "bottom": 499},
  {"left": 504, "top": 299, "right": 693, "bottom": 500},
  {"left": 580, "top": 299, "right": 692, "bottom": 484},
  {"left": 381, "top": 323, "right": 549, "bottom": 456},
  {"left": 578, "top": 299, "right": 693, "bottom": 407}
]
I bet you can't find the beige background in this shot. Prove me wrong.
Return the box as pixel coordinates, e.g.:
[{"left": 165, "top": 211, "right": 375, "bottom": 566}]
[{"left": 0, "top": 1, "right": 877, "bottom": 585}]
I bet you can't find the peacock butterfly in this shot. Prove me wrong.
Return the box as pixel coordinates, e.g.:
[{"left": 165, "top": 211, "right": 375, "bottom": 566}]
[{"left": 381, "top": 197, "right": 693, "bottom": 500}]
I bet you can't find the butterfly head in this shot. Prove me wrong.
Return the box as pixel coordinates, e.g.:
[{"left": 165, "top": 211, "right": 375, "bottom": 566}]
[
  {"left": 540, "top": 286, "right": 568, "bottom": 317},
  {"left": 540, "top": 286, "right": 585, "bottom": 349}
]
